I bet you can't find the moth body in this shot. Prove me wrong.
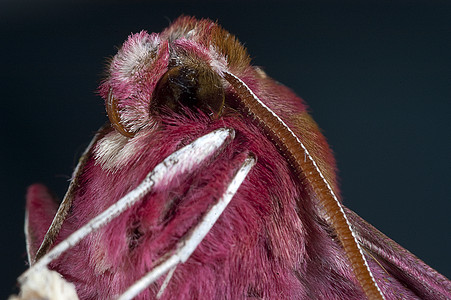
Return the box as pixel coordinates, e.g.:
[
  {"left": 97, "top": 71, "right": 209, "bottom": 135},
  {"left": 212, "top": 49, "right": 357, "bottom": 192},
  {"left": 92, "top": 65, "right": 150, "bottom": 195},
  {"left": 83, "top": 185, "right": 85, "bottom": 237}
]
[{"left": 19, "top": 16, "right": 451, "bottom": 300}]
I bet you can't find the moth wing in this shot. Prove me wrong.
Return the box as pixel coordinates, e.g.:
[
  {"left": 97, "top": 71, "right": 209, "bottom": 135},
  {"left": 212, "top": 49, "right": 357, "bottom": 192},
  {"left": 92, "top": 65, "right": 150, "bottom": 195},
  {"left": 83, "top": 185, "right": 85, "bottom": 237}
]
[
  {"left": 345, "top": 207, "right": 451, "bottom": 299},
  {"left": 25, "top": 184, "right": 59, "bottom": 264}
]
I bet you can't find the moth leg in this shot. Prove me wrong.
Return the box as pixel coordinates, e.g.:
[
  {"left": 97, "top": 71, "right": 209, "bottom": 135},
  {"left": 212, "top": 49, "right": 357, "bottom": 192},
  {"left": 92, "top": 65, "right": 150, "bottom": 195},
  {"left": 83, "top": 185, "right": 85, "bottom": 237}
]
[
  {"left": 156, "top": 266, "right": 176, "bottom": 299},
  {"left": 118, "top": 155, "right": 256, "bottom": 300},
  {"left": 19, "top": 128, "right": 235, "bottom": 285}
]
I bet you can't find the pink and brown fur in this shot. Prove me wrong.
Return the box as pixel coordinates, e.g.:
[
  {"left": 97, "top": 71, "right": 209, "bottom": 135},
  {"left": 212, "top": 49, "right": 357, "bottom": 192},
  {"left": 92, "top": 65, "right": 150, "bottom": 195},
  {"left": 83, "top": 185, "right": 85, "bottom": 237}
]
[{"left": 25, "top": 16, "right": 450, "bottom": 299}]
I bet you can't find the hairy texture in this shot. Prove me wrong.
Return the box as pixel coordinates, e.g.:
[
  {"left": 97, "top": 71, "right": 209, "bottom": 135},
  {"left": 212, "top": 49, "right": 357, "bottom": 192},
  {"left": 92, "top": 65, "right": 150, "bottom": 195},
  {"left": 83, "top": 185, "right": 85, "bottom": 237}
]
[
  {"left": 25, "top": 184, "right": 59, "bottom": 262},
  {"left": 161, "top": 16, "right": 251, "bottom": 70},
  {"left": 223, "top": 71, "right": 383, "bottom": 298},
  {"left": 9, "top": 267, "right": 78, "bottom": 300},
  {"left": 27, "top": 111, "right": 363, "bottom": 299},
  {"left": 24, "top": 16, "right": 450, "bottom": 299},
  {"left": 100, "top": 32, "right": 169, "bottom": 133}
]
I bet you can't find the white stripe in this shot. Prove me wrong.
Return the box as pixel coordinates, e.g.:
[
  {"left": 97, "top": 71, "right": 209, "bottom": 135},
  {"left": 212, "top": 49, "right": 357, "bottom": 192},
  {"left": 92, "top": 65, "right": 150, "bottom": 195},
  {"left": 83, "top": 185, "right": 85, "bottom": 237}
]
[
  {"left": 224, "top": 71, "right": 384, "bottom": 298},
  {"left": 117, "top": 156, "right": 256, "bottom": 300},
  {"left": 19, "top": 128, "right": 234, "bottom": 284},
  {"left": 24, "top": 210, "right": 32, "bottom": 264},
  {"left": 156, "top": 266, "right": 176, "bottom": 299}
]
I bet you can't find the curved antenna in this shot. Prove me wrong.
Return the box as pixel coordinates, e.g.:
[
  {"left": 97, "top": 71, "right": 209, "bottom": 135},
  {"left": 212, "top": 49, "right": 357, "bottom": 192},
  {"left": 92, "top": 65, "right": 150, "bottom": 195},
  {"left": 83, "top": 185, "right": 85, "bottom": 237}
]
[
  {"left": 107, "top": 89, "right": 135, "bottom": 138},
  {"left": 223, "top": 71, "right": 384, "bottom": 300}
]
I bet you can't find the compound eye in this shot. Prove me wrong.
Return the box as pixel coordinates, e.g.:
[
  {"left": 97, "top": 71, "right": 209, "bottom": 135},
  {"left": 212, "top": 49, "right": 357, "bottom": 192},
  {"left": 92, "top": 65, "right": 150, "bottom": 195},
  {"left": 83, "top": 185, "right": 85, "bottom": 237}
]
[
  {"left": 106, "top": 89, "right": 135, "bottom": 138},
  {"left": 151, "top": 65, "right": 225, "bottom": 117}
]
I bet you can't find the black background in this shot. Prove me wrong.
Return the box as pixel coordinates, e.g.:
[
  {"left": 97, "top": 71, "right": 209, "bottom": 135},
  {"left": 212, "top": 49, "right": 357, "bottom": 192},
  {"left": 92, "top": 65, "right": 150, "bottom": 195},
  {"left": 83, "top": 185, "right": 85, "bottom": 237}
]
[{"left": 1, "top": 1, "right": 450, "bottom": 297}]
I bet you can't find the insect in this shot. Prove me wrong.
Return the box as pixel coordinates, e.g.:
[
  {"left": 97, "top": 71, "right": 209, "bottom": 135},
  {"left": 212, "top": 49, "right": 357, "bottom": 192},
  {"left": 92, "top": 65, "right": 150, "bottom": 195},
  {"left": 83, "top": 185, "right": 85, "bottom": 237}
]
[{"left": 14, "top": 16, "right": 450, "bottom": 299}]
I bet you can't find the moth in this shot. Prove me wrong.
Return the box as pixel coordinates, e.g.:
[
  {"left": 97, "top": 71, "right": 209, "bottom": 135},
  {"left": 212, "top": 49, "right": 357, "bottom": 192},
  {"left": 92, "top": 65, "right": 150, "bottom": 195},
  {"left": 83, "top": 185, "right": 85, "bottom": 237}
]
[{"left": 14, "top": 16, "right": 450, "bottom": 300}]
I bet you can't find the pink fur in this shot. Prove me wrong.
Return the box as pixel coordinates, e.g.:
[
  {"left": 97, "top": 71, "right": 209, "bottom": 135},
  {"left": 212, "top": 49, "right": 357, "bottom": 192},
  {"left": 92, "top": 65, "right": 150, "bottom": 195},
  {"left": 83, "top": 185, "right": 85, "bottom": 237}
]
[
  {"left": 25, "top": 184, "right": 59, "bottom": 262},
  {"left": 25, "top": 16, "right": 450, "bottom": 299},
  {"left": 29, "top": 111, "right": 363, "bottom": 299}
]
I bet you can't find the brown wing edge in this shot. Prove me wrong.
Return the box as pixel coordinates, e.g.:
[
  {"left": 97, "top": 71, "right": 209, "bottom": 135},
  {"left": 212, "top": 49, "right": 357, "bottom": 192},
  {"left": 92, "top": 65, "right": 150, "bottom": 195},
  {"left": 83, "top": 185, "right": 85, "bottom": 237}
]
[{"left": 345, "top": 207, "right": 451, "bottom": 299}]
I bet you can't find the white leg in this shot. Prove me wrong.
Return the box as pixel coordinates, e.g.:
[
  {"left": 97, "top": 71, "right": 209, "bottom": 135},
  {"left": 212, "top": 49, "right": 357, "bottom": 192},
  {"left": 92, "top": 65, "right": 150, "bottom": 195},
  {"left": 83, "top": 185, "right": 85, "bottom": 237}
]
[
  {"left": 156, "top": 266, "right": 177, "bottom": 299},
  {"left": 19, "top": 128, "right": 235, "bottom": 284},
  {"left": 117, "top": 155, "right": 256, "bottom": 300}
]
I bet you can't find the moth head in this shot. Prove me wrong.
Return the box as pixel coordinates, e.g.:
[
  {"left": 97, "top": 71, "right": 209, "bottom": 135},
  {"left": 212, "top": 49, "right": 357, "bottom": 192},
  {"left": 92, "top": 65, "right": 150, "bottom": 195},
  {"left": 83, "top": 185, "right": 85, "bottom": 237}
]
[{"left": 101, "top": 16, "right": 251, "bottom": 138}]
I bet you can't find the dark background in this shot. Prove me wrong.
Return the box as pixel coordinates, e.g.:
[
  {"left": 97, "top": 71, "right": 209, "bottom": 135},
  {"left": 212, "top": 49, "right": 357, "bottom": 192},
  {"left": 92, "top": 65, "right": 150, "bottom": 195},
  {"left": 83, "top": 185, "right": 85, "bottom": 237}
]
[{"left": 1, "top": 0, "right": 450, "bottom": 297}]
